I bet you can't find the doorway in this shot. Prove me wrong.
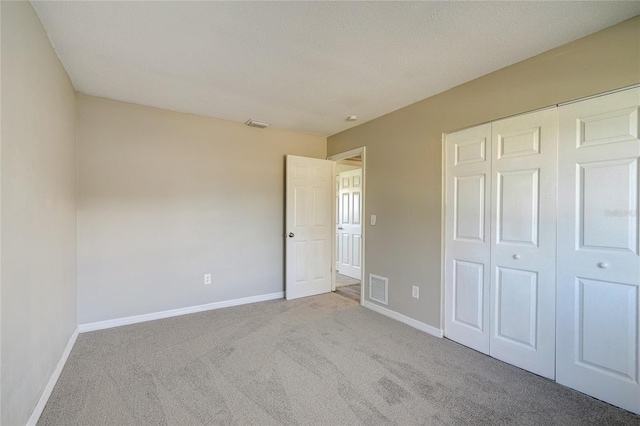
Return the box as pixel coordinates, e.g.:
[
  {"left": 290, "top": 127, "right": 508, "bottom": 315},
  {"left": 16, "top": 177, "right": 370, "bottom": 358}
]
[{"left": 328, "top": 147, "right": 366, "bottom": 305}]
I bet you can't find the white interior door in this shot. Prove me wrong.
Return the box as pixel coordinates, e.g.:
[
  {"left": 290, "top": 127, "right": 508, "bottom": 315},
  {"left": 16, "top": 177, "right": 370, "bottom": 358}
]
[
  {"left": 337, "top": 169, "right": 362, "bottom": 279},
  {"left": 445, "top": 123, "right": 492, "bottom": 355},
  {"left": 489, "top": 108, "right": 557, "bottom": 379},
  {"left": 285, "top": 155, "right": 334, "bottom": 300},
  {"left": 557, "top": 88, "right": 640, "bottom": 414}
]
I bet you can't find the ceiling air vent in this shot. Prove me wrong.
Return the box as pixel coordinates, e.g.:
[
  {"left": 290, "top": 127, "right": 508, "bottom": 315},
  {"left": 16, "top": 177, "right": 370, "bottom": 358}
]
[
  {"left": 369, "top": 274, "right": 389, "bottom": 305},
  {"left": 245, "top": 119, "right": 270, "bottom": 129}
]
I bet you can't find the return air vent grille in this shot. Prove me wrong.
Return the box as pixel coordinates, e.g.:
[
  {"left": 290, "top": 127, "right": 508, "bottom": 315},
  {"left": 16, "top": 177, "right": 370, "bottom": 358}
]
[{"left": 369, "top": 274, "right": 389, "bottom": 305}]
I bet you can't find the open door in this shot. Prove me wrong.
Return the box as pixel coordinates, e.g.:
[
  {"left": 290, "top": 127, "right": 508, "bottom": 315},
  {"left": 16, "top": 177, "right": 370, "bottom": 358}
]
[{"left": 285, "top": 155, "right": 334, "bottom": 300}]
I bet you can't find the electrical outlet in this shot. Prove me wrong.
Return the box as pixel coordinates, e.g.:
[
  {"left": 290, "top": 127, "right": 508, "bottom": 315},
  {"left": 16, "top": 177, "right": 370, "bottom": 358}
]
[
  {"left": 412, "top": 285, "right": 419, "bottom": 299},
  {"left": 204, "top": 274, "right": 212, "bottom": 285}
]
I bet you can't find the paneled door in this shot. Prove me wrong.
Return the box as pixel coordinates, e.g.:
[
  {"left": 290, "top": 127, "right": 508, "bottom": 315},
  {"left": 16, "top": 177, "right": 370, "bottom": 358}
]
[
  {"left": 337, "top": 169, "right": 363, "bottom": 279},
  {"left": 445, "top": 123, "right": 492, "bottom": 354},
  {"left": 490, "top": 109, "right": 557, "bottom": 379},
  {"left": 557, "top": 88, "right": 640, "bottom": 414},
  {"left": 285, "top": 155, "right": 334, "bottom": 300}
]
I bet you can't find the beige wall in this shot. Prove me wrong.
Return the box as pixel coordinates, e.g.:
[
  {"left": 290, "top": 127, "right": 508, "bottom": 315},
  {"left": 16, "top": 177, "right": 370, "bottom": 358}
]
[
  {"left": 327, "top": 16, "right": 640, "bottom": 329},
  {"left": 77, "top": 95, "right": 326, "bottom": 324},
  {"left": 1, "top": 2, "right": 78, "bottom": 425}
]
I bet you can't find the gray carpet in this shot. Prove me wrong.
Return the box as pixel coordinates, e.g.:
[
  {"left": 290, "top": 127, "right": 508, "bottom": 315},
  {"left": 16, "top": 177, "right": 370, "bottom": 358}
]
[{"left": 39, "top": 293, "right": 639, "bottom": 425}]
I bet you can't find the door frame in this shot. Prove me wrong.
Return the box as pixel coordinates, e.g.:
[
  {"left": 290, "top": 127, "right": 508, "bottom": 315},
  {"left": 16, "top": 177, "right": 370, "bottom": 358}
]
[
  {"left": 328, "top": 147, "right": 366, "bottom": 306},
  {"left": 440, "top": 133, "right": 447, "bottom": 333}
]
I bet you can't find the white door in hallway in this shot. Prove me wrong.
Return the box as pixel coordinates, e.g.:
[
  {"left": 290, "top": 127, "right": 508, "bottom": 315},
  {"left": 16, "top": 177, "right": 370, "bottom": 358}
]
[
  {"left": 445, "top": 123, "right": 492, "bottom": 355},
  {"left": 337, "top": 169, "right": 362, "bottom": 279},
  {"left": 285, "top": 155, "right": 334, "bottom": 300},
  {"left": 489, "top": 108, "right": 557, "bottom": 379},
  {"left": 556, "top": 88, "right": 640, "bottom": 414}
]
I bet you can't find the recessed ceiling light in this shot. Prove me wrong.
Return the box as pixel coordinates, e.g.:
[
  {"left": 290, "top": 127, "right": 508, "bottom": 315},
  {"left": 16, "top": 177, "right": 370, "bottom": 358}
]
[
  {"left": 347, "top": 115, "right": 357, "bottom": 121},
  {"left": 245, "top": 119, "right": 270, "bottom": 128}
]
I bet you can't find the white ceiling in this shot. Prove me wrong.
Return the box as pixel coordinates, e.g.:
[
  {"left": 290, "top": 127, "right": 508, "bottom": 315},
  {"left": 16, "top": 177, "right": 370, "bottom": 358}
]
[{"left": 32, "top": 2, "right": 639, "bottom": 137}]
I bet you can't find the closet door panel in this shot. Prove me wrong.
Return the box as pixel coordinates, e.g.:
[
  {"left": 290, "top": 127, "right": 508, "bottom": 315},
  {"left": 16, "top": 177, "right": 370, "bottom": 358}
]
[
  {"left": 496, "top": 169, "right": 539, "bottom": 245},
  {"left": 578, "top": 278, "right": 637, "bottom": 380},
  {"left": 490, "top": 108, "right": 558, "bottom": 379},
  {"left": 495, "top": 266, "right": 538, "bottom": 348},
  {"left": 454, "top": 174, "right": 486, "bottom": 241},
  {"left": 557, "top": 88, "right": 640, "bottom": 414},
  {"left": 579, "top": 158, "right": 638, "bottom": 258},
  {"left": 445, "top": 124, "right": 492, "bottom": 354}
]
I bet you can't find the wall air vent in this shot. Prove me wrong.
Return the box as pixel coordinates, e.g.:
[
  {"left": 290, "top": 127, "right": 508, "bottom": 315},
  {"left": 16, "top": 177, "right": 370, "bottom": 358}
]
[
  {"left": 369, "top": 274, "right": 389, "bottom": 305},
  {"left": 245, "top": 119, "right": 270, "bottom": 129}
]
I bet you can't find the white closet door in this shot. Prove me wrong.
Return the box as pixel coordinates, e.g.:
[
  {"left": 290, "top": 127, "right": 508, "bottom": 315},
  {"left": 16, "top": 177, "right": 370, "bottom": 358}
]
[
  {"left": 490, "top": 109, "right": 557, "bottom": 379},
  {"left": 557, "top": 88, "right": 640, "bottom": 414},
  {"left": 337, "top": 169, "right": 362, "bottom": 279},
  {"left": 445, "top": 124, "right": 492, "bottom": 354}
]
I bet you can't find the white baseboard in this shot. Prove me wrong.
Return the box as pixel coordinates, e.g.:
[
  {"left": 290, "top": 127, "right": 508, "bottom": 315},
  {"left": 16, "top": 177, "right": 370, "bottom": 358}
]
[
  {"left": 363, "top": 300, "right": 443, "bottom": 338},
  {"left": 27, "top": 326, "right": 79, "bottom": 426},
  {"left": 78, "top": 291, "right": 285, "bottom": 333}
]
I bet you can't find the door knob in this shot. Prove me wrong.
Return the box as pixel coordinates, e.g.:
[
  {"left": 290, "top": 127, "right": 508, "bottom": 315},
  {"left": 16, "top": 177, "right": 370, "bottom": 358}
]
[
  {"left": 288, "top": 232, "right": 294, "bottom": 238},
  {"left": 513, "top": 254, "right": 521, "bottom": 260},
  {"left": 338, "top": 227, "right": 343, "bottom": 230},
  {"left": 597, "top": 262, "right": 609, "bottom": 269}
]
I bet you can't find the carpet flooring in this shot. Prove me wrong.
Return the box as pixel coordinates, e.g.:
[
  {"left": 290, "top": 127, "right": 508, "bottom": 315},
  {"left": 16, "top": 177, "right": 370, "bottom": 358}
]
[{"left": 39, "top": 293, "right": 640, "bottom": 425}]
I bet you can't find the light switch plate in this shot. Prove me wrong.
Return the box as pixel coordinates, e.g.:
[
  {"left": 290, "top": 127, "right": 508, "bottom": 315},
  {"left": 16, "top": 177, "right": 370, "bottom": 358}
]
[
  {"left": 412, "top": 285, "right": 419, "bottom": 299},
  {"left": 371, "top": 215, "right": 377, "bottom": 226}
]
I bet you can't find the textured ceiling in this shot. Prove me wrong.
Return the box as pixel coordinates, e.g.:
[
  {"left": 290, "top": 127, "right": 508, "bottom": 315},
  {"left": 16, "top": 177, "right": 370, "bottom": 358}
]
[{"left": 31, "top": 1, "right": 639, "bottom": 137}]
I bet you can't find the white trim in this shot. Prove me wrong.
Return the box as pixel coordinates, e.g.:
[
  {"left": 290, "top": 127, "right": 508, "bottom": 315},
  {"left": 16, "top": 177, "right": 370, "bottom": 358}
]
[
  {"left": 443, "top": 105, "right": 556, "bottom": 136},
  {"left": 27, "top": 327, "right": 79, "bottom": 426},
  {"left": 328, "top": 146, "right": 366, "bottom": 306},
  {"left": 443, "top": 85, "right": 640, "bottom": 137},
  {"left": 331, "top": 160, "right": 337, "bottom": 292},
  {"left": 556, "top": 83, "right": 640, "bottom": 106},
  {"left": 360, "top": 147, "right": 366, "bottom": 306},
  {"left": 327, "top": 147, "right": 364, "bottom": 162},
  {"left": 79, "top": 292, "right": 284, "bottom": 333},
  {"left": 363, "top": 300, "right": 443, "bottom": 338},
  {"left": 440, "top": 132, "right": 447, "bottom": 333}
]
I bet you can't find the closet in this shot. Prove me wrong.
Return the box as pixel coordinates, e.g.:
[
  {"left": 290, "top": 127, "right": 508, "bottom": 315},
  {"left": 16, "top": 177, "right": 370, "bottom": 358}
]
[{"left": 444, "top": 87, "right": 640, "bottom": 414}]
